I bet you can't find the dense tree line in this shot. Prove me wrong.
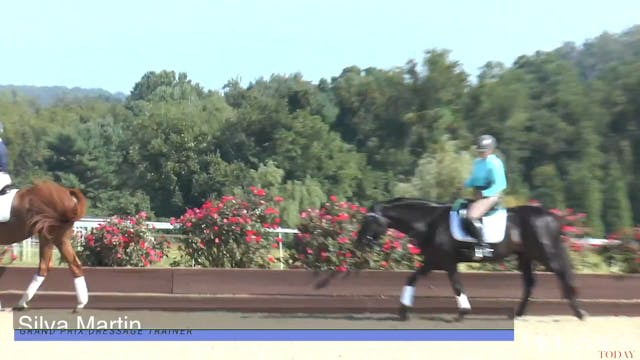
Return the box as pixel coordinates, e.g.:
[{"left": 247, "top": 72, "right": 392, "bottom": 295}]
[{"left": 1, "top": 26, "right": 639, "bottom": 237}]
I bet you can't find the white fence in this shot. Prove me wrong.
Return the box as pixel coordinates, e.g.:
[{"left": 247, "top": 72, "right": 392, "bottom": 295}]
[{"left": 12, "top": 217, "right": 300, "bottom": 270}]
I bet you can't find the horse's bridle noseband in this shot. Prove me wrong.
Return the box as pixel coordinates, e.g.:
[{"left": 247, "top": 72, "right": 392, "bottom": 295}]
[{"left": 364, "top": 212, "right": 389, "bottom": 241}]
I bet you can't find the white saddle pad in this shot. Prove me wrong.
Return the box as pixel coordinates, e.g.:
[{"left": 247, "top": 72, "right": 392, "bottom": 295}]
[
  {"left": 0, "top": 189, "right": 19, "bottom": 222},
  {"left": 449, "top": 209, "right": 508, "bottom": 243}
]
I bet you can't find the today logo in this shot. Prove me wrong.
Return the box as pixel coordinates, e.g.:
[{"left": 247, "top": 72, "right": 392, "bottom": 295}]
[{"left": 599, "top": 350, "right": 636, "bottom": 359}]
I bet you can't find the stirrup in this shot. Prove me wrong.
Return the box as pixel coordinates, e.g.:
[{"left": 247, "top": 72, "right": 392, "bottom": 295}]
[{"left": 474, "top": 245, "right": 493, "bottom": 259}]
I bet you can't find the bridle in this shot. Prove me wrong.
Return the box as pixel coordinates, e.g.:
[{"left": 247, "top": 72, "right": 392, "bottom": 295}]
[{"left": 364, "top": 212, "right": 389, "bottom": 241}]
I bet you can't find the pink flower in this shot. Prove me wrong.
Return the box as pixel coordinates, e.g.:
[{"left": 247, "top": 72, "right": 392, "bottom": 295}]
[
  {"left": 333, "top": 213, "right": 350, "bottom": 222},
  {"left": 570, "top": 242, "right": 584, "bottom": 252},
  {"left": 407, "top": 244, "right": 421, "bottom": 255},
  {"left": 329, "top": 195, "right": 337, "bottom": 202},
  {"left": 382, "top": 241, "right": 391, "bottom": 252}
]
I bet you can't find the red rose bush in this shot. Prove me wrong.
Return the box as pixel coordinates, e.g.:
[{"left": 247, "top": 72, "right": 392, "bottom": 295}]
[
  {"left": 76, "top": 211, "right": 167, "bottom": 267},
  {"left": 170, "top": 186, "right": 282, "bottom": 268},
  {"left": 0, "top": 245, "right": 17, "bottom": 264},
  {"left": 289, "top": 195, "right": 422, "bottom": 272}
]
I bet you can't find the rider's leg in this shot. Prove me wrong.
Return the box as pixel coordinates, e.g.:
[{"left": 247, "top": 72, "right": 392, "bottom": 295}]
[{"left": 467, "top": 196, "right": 499, "bottom": 257}]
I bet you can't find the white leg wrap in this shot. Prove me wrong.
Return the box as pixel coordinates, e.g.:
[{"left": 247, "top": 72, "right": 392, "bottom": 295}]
[
  {"left": 400, "top": 285, "right": 415, "bottom": 307},
  {"left": 74, "top": 276, "right": 88, "bottom": 308},
  {"left": 456, "top": 293, "right": 471, "bottom": 310},
  {"left": 19, "top": 274, "right": 45, "bottom": 307}
]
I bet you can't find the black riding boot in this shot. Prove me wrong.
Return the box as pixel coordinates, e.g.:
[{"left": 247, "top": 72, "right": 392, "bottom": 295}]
[
  {"left": 471, "top": 219, "right": 493, "bottom": 259},
  {"left": 463, "top": 218, "right": 493, "bottom": 259}
]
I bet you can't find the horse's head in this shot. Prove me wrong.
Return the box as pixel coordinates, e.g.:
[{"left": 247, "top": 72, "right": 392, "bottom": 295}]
[
  {"left": 355, "top": 211, "right": 389, "bottom": 249},
  {"left": 355, "top": 197, "right": 449, "bottom": 250}
]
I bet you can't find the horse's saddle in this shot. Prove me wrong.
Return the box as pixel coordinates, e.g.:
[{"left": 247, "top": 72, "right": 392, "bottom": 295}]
[
  {"left": 0, "top": 186, "right": 19, "bottom": 223},
  {"left": 449, "top": 198, "right": 508, "bottom": 244}
]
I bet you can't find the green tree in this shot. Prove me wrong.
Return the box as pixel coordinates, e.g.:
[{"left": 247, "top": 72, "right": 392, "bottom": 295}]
[
  {"left": 602, "top": 158, "right": 633, "bottom": 234},
  {"left": 530, "top": 164, "right": 565, "bottom": 209},
  {"left": 392, "top": 137, "right": 473, "bottom": 202}
]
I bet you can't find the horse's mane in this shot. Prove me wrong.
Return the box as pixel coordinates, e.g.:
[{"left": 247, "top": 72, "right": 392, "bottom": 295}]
[
  {"left": 369, "top": 197, "right": 450, "bottom": 212},
  {"left": 380, "top": 197, "right": 449, "bottom": 207}
]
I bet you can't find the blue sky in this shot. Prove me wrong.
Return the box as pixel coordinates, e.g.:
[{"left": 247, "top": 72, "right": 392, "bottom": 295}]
[{"left": 1, "top": 0, "right": 638, "bottom": 94}]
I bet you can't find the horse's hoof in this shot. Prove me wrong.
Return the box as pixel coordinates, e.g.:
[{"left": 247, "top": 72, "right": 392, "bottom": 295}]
[
  {"left": 398, "top": 305, "right": 410, "bottom": 321},
  {"left": 457, "top": 308, "right": 471, "bottom": 321},
  {"left": 575, "top": 309, "right": 588, "bottom": 320},
  {"left": 13, "top": 303, "right": 28, "bottom": 311},
  {"left": 73, "top": 305, "right": 86, "bottom": 314}
]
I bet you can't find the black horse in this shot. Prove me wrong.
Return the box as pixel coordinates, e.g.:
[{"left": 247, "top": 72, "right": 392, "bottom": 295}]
[{"left": 355, "top": 197, "right": 586, "bottom": 320}]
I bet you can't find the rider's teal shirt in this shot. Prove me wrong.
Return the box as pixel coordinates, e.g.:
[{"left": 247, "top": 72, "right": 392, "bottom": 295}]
[{"left": 463, "top": 154, "right": 507, "bottom": 197}]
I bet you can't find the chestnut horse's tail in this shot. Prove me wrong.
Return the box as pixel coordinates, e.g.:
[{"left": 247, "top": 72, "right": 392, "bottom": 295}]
[{"left": 24, "top": 180, "right": 87, "bottom": 239}]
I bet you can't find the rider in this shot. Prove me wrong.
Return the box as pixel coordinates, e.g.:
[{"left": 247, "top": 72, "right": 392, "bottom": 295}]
[
  {"left": 462, "top": 134, "right": 507, "bottom": 259},
  {"left": 0, "top": 121, "right": 12, "bottom": 191}
]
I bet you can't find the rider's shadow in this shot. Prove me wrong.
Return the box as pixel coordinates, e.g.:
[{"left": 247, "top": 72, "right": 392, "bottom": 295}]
[
  {"left": 241, "top": 313, "right": 505, "bottom": 324},
  {"left": 311, "top": 269, "right": 361, "bottom": 289},
  {"left": 244, "top": 313, "right": 407, "bottom": 322}
]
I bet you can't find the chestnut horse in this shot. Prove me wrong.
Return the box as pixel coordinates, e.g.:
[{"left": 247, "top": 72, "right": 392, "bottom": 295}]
[{"left": 0, "top": 180, "right": 88, "bottom": 312}]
